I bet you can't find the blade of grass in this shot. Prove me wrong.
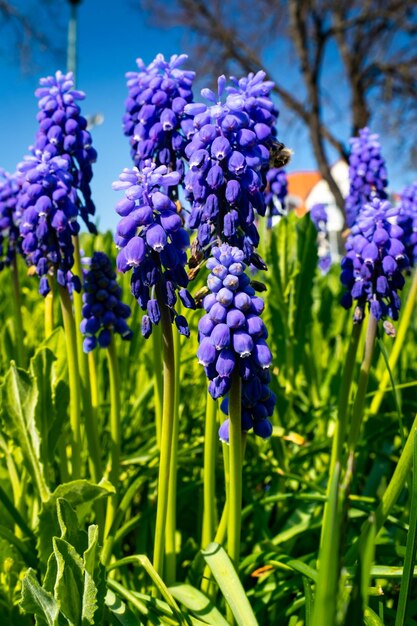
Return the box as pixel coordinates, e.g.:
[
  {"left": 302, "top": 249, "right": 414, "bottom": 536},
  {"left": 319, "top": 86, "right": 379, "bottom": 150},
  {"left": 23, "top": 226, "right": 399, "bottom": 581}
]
[
  {"left": 202, "top": 542, "right": 258, "bottom": 626},
  {"left": 395, "top": 432, "right": 417, "bottom": 626}
]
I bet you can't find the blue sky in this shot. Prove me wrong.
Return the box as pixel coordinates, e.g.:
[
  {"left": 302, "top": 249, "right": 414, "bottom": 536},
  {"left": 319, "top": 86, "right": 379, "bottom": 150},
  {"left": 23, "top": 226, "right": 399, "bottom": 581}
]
[{"left": 0, "top": 0, "right": 411, "bottom": 232}]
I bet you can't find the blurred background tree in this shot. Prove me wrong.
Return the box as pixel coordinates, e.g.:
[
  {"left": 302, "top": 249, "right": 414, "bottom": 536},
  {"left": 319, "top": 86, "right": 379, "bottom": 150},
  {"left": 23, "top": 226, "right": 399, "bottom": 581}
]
[
  {"left": 140, "top": 0, "right": 417, "bottom": 213},
  {"left": 0, "top": 0, "right": 64, "bottom": 71}
]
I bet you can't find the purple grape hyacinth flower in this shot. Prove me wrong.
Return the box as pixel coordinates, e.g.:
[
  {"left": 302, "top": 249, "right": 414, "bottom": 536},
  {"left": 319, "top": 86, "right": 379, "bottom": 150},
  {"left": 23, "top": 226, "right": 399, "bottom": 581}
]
[
  {"left": 123, "top": 53, "right": 195, "bottom": 172},
  {"left": 345, "top": 127, "right": 388, "bottom": 228},
  {"left": 0, "top": 169, "right": 23, "bottom": 270},
  {"left": 397, "top": 182, "right": 417, "bottom": 267},
  {"left": 113, "top": 160, "right": 195, "bottom": 337},
  {"left": 197, "top": 243, "right": 275, "bottom": 439},
  {"left": 18, "top": 151, "right": 83, "bottom": 296},
  {"left": 183, "top": 72, "right": 279, "bottom": 262},
  {"left": 265, "top": 168, "right": 288, "bottom": 228},
  {"left": 310, "top": 203, "right": 332, "bottom": 274},
  {"left": 34, "top": 70, "right": 97, "bottom": 233},
  {"left": 340, "top": 197, "right": 409, "bottom": 330},
  {"left": 80, "top": 251, "right": 133, "bottom": 352}
]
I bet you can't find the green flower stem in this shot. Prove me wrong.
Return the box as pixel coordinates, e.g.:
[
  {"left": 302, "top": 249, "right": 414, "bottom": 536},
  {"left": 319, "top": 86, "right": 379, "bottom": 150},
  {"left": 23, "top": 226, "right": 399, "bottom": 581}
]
[
  {"left": 165, "top": 324, "right": 181, "bottom": 585},
  {"left": 202, "top": 394, "right": 218, "bottom": 549},
  {"left": 152, "top": 322, "right": 164, "bottom": 446},
  {"left": 10, "top": 253, "right": 25, "bottom": 366},
  {"left": 370, "top": 269, "right": 417, "bottom": 416},
  {"left": 153, "top": 294, "right": 176, "bottom": 581},
  {"left": 347, "top": 314, "right": 378, "bottom": 456},
  {"left": 104, "top": 333, "right": 121, "bottom": 539},
  {"left": 72, "top": 237, "right": 102, "bottom": 484},
  {"left": 58, "top": 284, "right": 82, "bottom": 479},
  {"left": 228, "top": 369, "right": 243, "bottom": 568},
  {"left": 44, "top": 277, "right": 54, "bottom": 338},
  {"left": 88, "top": 351, "right": 99, "bottom": 410},
  {"left": 320, "top": 323, "right": 362, "bottom": 547}
]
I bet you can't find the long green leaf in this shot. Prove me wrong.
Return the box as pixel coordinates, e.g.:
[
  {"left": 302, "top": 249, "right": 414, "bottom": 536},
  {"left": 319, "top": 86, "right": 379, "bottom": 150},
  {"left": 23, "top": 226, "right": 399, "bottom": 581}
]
[
  {"left": 395, "top": 432, "right": 417, "bottom": 626},
  {"left": 202, "top": 542, "right": 258, "bottom": 626},
  {"left": 169, "top": 584, "right": 229, "bottom": 626},
  {"left": 20, "top": 568, "right": 59, "bottom": 626}
]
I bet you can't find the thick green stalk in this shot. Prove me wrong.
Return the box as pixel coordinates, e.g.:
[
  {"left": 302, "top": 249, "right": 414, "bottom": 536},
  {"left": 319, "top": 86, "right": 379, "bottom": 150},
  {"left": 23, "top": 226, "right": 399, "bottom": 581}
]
[
  {"left": 320, "top": 323, "right": 362, "bottom": 548},
  {"left": 153, "top": 297, "right": 176, "bottom": 580},
  {"left": 370, "top": 269, "right": 417, "bottom": 416},
  {"left": 201, "top": 394, "right": 218, "bottom": 549},
  {"left": 164, "top": 325, "right": 181, "bottom": 585},
  {"left": 72, "top": 237, "right": 102, "bottom": 484},
  {"left": 58, "top": 284, "right": 82, "bottom": 479},
  {"left": 104, "top": 334, "right": 121, "bottom": 539},
  {"left": 152, "top": 322, "right": 164, "bottom": 446},
  {"left": 228, "top": 370, "right": 242, "bottom": 568},
  {"left": 88, "top": 351, "right": 99, "bottom": 410},
  {"left": 44, "top": 278, "right": 54, "bottom": 338},
  {"left": 10, "top": 254, "right": 25, "bottom": 366}
]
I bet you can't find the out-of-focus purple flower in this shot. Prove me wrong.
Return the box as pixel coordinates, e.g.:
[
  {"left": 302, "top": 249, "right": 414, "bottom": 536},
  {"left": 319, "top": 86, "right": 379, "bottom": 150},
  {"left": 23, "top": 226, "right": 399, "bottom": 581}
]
[
  {"left": 265, "top": 168, "right": 287, "bottom": 228},
  {"left": 310, "top": 203, "right": 332, "bottom": 274},
  {"left": 197, "top": 243, "right": 275, "bottom": 439},
  {"left": 340, "top": 197, "right": 409, "bottom": 331},
  {"left": 396, "top": 182, "right": 417, "bottom": 266},
  {"left": 80, "top": 251, "right": 132, "bottom": 352},
  {"left": 184, "top": 72, "right": 279, "bottom": 261},
  {"left": 345, "top": 127, "right": 388, "bottom": 228},
  {"left": 113, "top": 160, "right": 195, "bottom": 337},
  {"left": 123, "top": 53, "right": 195, "bottom": 171},
  {"left": 34, "top": 70, "right": 97, "bottom": 233},
  {"left": 17, "top": 151, "right": 82, "bottom": 296},
  {"left": 0, "top": 170, "right": 23, "bottom": 269}
]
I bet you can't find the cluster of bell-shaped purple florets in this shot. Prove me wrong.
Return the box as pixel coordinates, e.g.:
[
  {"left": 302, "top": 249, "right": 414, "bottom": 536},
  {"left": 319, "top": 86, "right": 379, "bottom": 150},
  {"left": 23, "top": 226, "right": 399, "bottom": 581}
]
[
  {"left": 340, "top": 198, "right": 409, "bottom": 328},
  {"left": 123, "top": 53, "right": 195, "bottom": 173},
  {"left": 80, "top": 251, "right": 132, "bottom": 352},
  {"left": 183, "top": 72, "right": 278, "bottom": 261},
  {"left": 34, "top": 70, "right": 97, "bottom": 232},
  {"left": 396, "top": 182, "right": 417, "bottom": 266},
  {"left": 265, "top": 167, "right": 288, "bottom": 228},
  {"left": 18, "top": 152, "right": 82, "bottom": 296},
  {"left": 0, "top": 170, "right": 23, "bottom": 270},
  {"left": 310, "top": 203, "right": 332, "bottom": 274},
  {"left": 197, "top": 244, "right": 275, "bottom": 440},
  {"left": 113, "top": 160, "right": 195, "bottom": 338},
  {"left": 345, "top": 127, "right": 388, "bottom": 228}
]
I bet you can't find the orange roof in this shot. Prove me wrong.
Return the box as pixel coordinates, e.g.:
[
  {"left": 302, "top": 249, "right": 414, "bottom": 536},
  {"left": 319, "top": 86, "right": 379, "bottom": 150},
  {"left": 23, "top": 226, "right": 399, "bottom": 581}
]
[{"left": 287, "top": 171, "right": 322, "bottom": 216}]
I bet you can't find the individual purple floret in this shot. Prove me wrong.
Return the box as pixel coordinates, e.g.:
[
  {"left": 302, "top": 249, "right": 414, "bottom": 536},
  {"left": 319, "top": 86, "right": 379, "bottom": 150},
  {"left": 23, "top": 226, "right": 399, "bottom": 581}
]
[
  {"left": 340, "top": 198, "right": 409, "bottom": 330},
  {"left": 80, "top": 251, "right": 133, "bottom": 352},
  {"left": 345, "top": 127, "right": 388, "bottom": 228},
  {"left": 397, "top": 182, "right": 417, "bottom": 266},
  {"left": 113, "top": 160, "right": 195, "bottom": 337},
  {"left": 123, "top": 53, "right": 195, "bottom": 173},
  {"left": 17, "top": 151, "right": 82, "bottom": 296},
  {"left": 0, "top": 170, "right": 23, "bottom": 270},
  {"left": 310, "top": 203, "right": 332, "bottom": 274},
  {"left": 34, "top": 70, "right": 97, "bottom": 232},
  {"left": 197, "top": 243, "right": 275, "bottom": 439},
  {"left": 265, "top": 168, "right": 288, "bottom": 228},
  {"left": 183, "top": 72, "right": 278, "bottom": 262}
]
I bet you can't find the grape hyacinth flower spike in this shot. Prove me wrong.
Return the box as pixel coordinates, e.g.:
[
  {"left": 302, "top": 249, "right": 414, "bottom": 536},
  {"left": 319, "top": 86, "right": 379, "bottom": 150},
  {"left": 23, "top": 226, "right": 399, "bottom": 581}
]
[
  {"left": 113, "top": 160, "right": 195, "bottom": 337},
  {"left": 80, "top": 251, "right": 133, "bottom": 352},
  {"left": 265, "top": 167, "right": 288, "bottom": 228},
  {"left": 123, "top": 53, "right": 195, "bottom": 172},
  {"left": 345, "top": 127, "right": 388, "bottom": 228},
  {"left": 310, "top": 203, "right": 332, "bottom": 274},
  {"left": 197, "top": 243, "right": 275, "bottom": 440},
  {"left": 340, "top": 197, "right": 409, "bottom": 333},
  {"left": 18, "top": 151, "right": 82, "bottom": 297},
  {"left": 397, "top": 182, "right": 417, "bottom": 267},
  {"left": 34, "top": 70, "right": 98, "bottom": 232},
  {"left": 183, "top": 72, "right": 279, "bottom": 262},
  {"left": 0, "top": 169, "right": 23, "bottom": 270}
]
